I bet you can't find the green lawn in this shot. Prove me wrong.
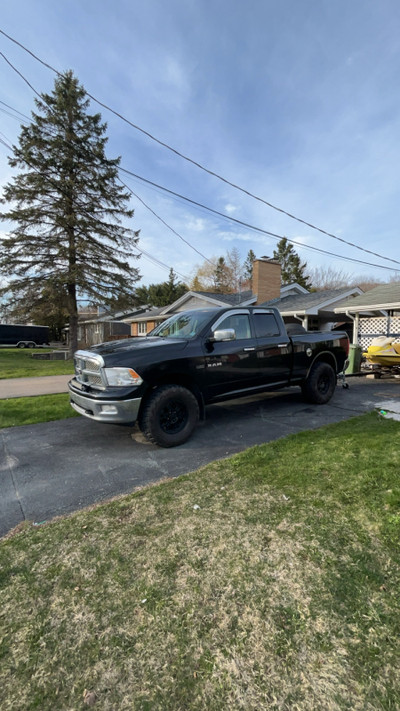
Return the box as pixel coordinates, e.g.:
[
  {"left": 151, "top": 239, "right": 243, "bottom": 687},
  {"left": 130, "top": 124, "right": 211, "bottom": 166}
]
[
  {"left": 1, "top": 412, "right": 400, "bottom": 710},
  {"left": 0, "top": 348, "right": 74, "bottom": 378},
  {"left": 0, "top": 393, "right": 79, "bottom": 428}
]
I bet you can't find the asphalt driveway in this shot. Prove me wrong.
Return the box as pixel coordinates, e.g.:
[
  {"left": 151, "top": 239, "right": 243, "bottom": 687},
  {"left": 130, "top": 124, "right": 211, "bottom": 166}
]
[{"left": 1, "top": 376, "right": 399, "bottom": 537}]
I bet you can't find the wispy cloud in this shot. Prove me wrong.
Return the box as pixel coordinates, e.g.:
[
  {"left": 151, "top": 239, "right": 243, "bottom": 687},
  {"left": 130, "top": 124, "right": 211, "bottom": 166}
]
[{"left": 1, "top": 0, "right": 400, "bottom": 286}]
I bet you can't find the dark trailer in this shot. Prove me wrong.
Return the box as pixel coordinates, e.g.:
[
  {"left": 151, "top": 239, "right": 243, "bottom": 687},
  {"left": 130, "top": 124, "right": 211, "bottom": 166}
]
[{"left": 0, "top": 324, "right": 50, "bottom": 348}]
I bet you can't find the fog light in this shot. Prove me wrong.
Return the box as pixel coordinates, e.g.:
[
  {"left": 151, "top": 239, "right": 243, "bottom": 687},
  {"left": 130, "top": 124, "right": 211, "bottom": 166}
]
[{"left": 100, "top": 405, "right": 118, "bottom": 414}]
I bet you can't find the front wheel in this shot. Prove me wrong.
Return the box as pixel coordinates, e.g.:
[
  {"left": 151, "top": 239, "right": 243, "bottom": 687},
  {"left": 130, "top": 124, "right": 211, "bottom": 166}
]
[
  {"left": 302, "top": 362, "right": 336, "bottom": 404},
  {"left": 139, "top": 385, "right": 199, "bottom": 447}
]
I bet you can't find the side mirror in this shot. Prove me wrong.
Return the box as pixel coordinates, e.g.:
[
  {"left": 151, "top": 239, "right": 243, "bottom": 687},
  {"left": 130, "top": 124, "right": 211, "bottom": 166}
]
[{"left": 212, "top": 328, "right": 236, "bottom": 342}]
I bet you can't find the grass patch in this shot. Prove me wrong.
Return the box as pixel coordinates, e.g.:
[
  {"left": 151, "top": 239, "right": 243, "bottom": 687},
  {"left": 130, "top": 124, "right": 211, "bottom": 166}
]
[
  {"left": 1, "top": 412, "right": 400, "bottom": 710},
  {"left": 0, "top": 348, "right": 74, "bottom": 378},
  {"left": 0, "top": 393, "right": 79, "bottom": 428}
]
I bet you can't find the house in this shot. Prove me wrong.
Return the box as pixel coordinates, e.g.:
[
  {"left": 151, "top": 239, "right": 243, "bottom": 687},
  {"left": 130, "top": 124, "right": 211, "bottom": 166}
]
[
  {"left": 261, "top": 286, "right": 363, "bottom": 333},
  {"left": 125, "top": 258, "right": 282, "bottom": 335},
  {"left": 77, "top": 317, "right": 131, "bottom": 348},
  {"left": 333, "top": 282, "right": 400, "bottom": 348},
  {"left": 76, "top": 310, "right": 131, "bottom": 348},
  {"left": 73, "top": 258, "right": 365, "bottom": 346},
  {"left": 124, "top": 258, "right": 362, "bottom": 336}
]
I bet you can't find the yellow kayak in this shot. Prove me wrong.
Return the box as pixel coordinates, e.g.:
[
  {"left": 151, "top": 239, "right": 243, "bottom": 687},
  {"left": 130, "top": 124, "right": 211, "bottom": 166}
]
[{"left": 363, "top": 337, "right": 400, "bottom": 366}]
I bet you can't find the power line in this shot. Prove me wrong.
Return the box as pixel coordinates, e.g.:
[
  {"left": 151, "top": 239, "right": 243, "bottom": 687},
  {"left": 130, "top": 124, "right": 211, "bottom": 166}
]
[
  {"left": 1, "top": 49, "right": 400, "bottom": 277},
  {"left": 1, "top": 27, "right": 398, "bottom": 268},
  {"left": 133, "top": 244, "right": 189, "bottom": 282},
  {"left": 119, "top": 178, "right": 214, "bottom": 267},
  {"left": 0, "top": 58, "right": 214, "bottom": 269},
  {"left": 0, "top": 50, "right": 43, "bottom": 102},
  {"left": 0, "top": 99, "right": 31, "bottom": 120},
  {"left": 0, "top": 104, "right": 29, "bottom": 123},
  {"left": 119, "top": 169, "right": 400, "bottom": 273},
  {"left": 2, "top": 108, "right": 400, "bottom": 277},
  {"left": 2, "top": 89, "right": 400, "bottom": 274},
  {"left": 0, "top": 135, "right": 12, "bottom": 150},
  {"left": 0, "top": 130, "right": 189, "bottom": 283}
]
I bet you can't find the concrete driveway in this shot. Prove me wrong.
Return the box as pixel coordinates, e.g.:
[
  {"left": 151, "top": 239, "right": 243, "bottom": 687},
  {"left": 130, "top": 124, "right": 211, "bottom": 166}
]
[{"left": 1, "top": 376, "right": 399, "bottom": 537}]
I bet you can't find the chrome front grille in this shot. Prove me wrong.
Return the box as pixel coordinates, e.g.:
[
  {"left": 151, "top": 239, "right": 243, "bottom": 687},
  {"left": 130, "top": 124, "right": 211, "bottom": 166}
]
[{"left": 74, "top": 351, "right": 105, "bottom": 389}]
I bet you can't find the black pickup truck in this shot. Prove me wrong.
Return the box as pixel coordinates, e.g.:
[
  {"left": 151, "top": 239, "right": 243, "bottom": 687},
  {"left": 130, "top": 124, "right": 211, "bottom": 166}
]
[{"left": 69, "top": 306, "right": 349, "bottom": 447}]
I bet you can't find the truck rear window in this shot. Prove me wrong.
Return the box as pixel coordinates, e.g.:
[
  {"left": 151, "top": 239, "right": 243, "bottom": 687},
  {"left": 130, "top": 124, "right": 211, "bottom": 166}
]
[{"left": 253, "top": 313, "right": 281, "bottom": 338}]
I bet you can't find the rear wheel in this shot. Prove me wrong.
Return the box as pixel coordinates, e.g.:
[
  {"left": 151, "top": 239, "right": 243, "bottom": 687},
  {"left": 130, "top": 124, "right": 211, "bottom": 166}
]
[
  {"left": 302, "top": 362, "right": 336, "bottom": 404},
  {"left": 139, "top": 385, "right": 199, "bottom": 447}
]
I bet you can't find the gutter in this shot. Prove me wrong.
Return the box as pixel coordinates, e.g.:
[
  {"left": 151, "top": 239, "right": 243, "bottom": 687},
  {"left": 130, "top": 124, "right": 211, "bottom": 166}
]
[
  {"left": 293, "top": 313, "right": 308, "bottom": 329},
  {"left": 345, "top": 311, "right": 358, "bottom": 344}
]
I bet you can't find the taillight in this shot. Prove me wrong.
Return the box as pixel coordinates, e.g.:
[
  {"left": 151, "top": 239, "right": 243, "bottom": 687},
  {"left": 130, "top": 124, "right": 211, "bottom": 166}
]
[{"left": 341, "top": 336, "right": 350, "bottom": 356}]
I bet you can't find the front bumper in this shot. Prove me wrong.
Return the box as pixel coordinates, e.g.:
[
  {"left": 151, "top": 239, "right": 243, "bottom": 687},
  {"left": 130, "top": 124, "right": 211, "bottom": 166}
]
[{"left": 69, "top": 383, "right": 141, "bottom": 424}]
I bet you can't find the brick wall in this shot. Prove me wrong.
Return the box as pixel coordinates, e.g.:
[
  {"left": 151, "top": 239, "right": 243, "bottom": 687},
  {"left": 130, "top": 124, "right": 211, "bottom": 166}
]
[{"left": 253, "top": 258, "right": 281, "bottom": 304}]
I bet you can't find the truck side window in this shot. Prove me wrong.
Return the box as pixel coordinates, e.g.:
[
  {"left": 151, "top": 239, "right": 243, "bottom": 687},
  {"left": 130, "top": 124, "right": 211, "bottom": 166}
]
[
  {"left": 254, "top": 313, "right": 280, "bottom": 338},
  {"left": 217, "top": 314, "right": 251, "bottom": 340}
]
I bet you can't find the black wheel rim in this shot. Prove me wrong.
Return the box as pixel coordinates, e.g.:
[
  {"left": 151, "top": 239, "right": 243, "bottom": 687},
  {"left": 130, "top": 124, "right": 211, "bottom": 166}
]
[
  {"left": 159, "top": 400, "right": 188, "bottom": 434},
  {"left": 318, "top": 374, "right": 331, "bottom": 395}
]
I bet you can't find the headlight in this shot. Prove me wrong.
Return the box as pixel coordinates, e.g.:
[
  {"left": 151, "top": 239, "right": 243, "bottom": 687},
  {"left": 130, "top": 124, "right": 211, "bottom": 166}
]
[{"left": 103, "top": 367, "right": 143, "bottom": 387}]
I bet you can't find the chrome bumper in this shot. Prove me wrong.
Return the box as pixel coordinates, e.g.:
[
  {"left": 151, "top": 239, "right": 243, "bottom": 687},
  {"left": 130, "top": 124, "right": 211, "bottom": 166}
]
[{"left": 69, "top": 388, "right": 141, "bottom": 424}]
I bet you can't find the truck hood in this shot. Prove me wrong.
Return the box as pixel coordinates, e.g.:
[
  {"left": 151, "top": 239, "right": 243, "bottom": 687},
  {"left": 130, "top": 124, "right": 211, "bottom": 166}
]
[{"left": 89, "top": 336, "right": 189, "bottom": 356}]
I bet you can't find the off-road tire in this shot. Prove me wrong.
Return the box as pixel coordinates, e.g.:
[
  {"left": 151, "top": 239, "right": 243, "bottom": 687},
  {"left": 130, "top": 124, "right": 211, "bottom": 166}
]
[
  {"left": 138, "top": 385, "right": 199, "bottom": 447},
  {"left": 301, "top": 361, "right": 336, "bottom": 404}
]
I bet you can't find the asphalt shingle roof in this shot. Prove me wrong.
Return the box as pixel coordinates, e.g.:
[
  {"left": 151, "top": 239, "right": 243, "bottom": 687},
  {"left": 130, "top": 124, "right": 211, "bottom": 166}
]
[
  {"left": 260, "top": 288, "right": 357, "bottom": 313},
  {"left": 335, "top": 283, "right": 400, "bottom": 312},
  {"left": 193, "top": 290, "right": 254, "bottom": 305}
]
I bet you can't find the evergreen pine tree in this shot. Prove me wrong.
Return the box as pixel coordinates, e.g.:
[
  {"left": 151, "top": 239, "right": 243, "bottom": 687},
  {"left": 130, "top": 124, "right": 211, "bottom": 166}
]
[
  {"left": 243, "top": 249, "right": 256, "bottom": 287},
  {"left": 164, "top": 268, "right": 188, "bottom": 304},
  {"left": 134, "top": 269, "right": 188, "bottom": 307},
  {"left": 214, "top": 256, "right": 231, "bottom": 293},
  {"left": 0, "top": 71, "right": 140, "bottom": 355},
  {"left": 191, "top": 276, "right": 203, "bottom": 291},
  {"left": 273, "top": 238, "right": 311, "bottom": 289}
]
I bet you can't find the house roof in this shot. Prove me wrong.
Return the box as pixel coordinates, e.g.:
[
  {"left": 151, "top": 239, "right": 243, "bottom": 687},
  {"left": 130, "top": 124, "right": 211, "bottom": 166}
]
[
  {"left": 191, "top": 290, "right": 254, "bottom": 306},
  {"left": 333, "top": 282, "right": 400, "bottom": 313},
  {"left": 121, "top": 305, "right": 166, "bottom": 323},
  {"left": 160, "top": 289, "right": 255, "bottom": 314},
  {"left": 165, "top": 285, "right": 306, "bottom": 312},
  {"left": 261, "top": 287, "right": 363, "bottom": 316},
  {"left": 78, "top": 306, "right": 147, "bottom": 324},
  {"left": 110, "top": 282, "right": 337, "bottom": 324},
  {"left": 280, "top": 283, "right": 309, "bottom": 296}
]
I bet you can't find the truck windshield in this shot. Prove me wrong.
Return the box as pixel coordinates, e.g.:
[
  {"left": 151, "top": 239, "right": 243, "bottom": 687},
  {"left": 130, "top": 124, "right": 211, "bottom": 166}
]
[{"left": 149, "top": 311, "right": 212, "bottom": 339}]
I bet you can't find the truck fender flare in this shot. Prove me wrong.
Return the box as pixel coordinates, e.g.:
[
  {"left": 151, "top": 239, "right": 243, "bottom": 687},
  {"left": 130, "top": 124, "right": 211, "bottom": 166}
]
[
  {"left": 140, "top": 382, "right": 206, "bottom": 421},
  {"left": 304, "top": 351, "right": 338, "bottom": 380}
]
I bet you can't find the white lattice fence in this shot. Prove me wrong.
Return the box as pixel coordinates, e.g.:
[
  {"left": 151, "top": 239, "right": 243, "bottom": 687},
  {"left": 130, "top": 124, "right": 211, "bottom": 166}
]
[{"left": 359, "top": 316, "right": 400, "bottom": 350}]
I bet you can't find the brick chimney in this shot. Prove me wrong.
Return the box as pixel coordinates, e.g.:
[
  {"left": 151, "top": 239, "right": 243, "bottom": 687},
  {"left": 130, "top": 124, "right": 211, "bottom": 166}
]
[{"left": 253, "top": 257, "right": 281, "bottom": 304}]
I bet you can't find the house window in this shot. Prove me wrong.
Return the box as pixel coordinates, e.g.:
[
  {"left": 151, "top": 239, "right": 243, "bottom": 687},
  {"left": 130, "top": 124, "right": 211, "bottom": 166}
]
[{"left": 138, "top": 321, "right": 147, "bottom": 335}]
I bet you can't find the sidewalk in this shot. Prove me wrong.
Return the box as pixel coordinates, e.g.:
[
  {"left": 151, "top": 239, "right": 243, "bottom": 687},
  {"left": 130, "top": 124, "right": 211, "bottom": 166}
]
[{"left": 0, "top": 375, "right": 71, "bottom": 399}]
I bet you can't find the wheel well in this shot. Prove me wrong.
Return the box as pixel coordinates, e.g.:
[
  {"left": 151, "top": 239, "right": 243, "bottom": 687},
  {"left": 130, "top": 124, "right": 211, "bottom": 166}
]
[
  {"left": 140, "top": 376, "right": 205, "bottom": 420},
  {"left": 309, "top": 352, "right": 337, "bottom": 374}
]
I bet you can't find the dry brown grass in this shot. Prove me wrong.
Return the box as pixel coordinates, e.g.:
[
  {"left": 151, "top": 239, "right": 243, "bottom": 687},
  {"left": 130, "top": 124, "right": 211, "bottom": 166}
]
[{"left": 1, "top": 413, "right": 400, "bottom": 710}]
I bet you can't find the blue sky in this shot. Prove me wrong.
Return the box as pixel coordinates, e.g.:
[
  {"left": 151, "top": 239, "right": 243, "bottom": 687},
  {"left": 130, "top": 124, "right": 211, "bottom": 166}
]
[{"left": 1, "top": 0, "right": 400, "bottom": 288}]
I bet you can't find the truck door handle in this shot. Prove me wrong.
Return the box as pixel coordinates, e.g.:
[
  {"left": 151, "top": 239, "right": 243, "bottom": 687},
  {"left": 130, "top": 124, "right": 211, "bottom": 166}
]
[
  {"left": 243, "top": 347, "right": 255, "bottom": 352},
  {"left": 278, "top": 343, "right": 289, "bottom": 348}
]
